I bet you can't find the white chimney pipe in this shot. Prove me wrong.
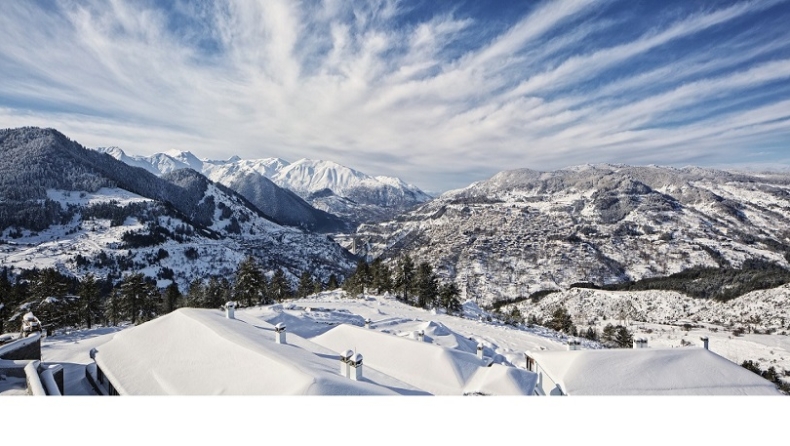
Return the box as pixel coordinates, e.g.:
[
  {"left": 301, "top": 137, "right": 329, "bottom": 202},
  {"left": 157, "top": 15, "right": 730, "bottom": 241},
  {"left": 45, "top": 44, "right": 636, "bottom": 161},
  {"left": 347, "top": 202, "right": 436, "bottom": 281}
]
[
  {"left": 477, "top": 342, "right": 484, "bottom": 360},
  {"left": 350, "top": 353, "right": 363, "bottom": 381},
  {"left": 365, "top": 318, "right": 371, "bottom": 329},
  {"left": 275, "top": 323, "right": 286, "bottom": 344},
  {"left": 225, "top": 301, "right": 236, "bottom": 320},
  {"left": 418, "top": 330, "right": 425, "bottom": 342},
  {"left": 340, "top": 350, "right": 353, "bottom": 378},
  {"left": 700, "top": 336, "right": 709, "bottom": 350}
]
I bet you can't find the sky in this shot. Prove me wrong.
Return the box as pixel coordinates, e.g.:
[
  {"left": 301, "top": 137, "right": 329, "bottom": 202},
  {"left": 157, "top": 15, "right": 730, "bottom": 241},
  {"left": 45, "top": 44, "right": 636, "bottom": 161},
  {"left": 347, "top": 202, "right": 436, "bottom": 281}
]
[{"left": 1, "top": 0, "right": 790, "bottom": 192}]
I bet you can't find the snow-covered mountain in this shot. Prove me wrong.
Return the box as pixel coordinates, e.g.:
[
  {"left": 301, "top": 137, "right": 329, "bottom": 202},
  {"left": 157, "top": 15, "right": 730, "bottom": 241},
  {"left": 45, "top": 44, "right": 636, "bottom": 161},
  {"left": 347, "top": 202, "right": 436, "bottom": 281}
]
[
  {"left": 1, "top": 128, "right": 356, "bottom": 288},
  {"left": 270, "top": 158, "right": 432, "bottom": 224},
  {"left": 98, "top": 148, "right": 431, "bottom": 226},
  {"left": 96, "top": 148, "right": 348, "bottom": 233},
  {"left": 356, "top": 164, "right": 790, "bottom": 306}
]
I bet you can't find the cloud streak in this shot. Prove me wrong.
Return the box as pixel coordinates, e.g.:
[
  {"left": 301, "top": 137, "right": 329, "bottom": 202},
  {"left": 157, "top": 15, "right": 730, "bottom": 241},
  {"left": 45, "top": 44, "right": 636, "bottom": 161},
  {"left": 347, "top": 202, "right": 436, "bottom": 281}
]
[{"left": 1, "top": 0, "right": 789, "bottom": 191}]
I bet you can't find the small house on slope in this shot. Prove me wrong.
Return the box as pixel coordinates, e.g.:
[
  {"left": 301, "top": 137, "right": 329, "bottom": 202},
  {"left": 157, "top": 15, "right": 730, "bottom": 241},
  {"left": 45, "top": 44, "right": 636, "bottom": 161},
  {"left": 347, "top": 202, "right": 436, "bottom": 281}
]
[
  {"left": 311, "top": 324, "right": 538, "bottom": 395},
  {"left": 90, "top": 308, "right": 425, "bottom": 395},
  {"left": 525, "top": 344, "right": 781, "bottom": 396}
]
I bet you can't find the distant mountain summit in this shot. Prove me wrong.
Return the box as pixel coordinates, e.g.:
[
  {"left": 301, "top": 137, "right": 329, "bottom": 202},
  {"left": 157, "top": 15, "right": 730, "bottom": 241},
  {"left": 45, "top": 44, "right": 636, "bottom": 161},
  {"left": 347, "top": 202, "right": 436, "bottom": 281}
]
[
  {"left": 98, "top": 148, "right": 431, "bottom": 226},
  {"left": 96, "top": 148, "right": 348, "bottom": 232}
]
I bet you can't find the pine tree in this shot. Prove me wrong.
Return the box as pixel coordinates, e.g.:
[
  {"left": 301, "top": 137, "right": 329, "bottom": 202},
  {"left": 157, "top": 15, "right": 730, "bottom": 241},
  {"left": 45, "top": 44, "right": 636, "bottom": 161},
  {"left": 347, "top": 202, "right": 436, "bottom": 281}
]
[
  {"left": 548, "top": 307, "right": 576, "bottom": 334},
  {"left": 439, "top": 282, "right": 461, "bottom": 314},
  {"left": 269, "top": 268, "right": 291, "bottom": 302},
  {"left": 614, "top": 325, "right": 634, "bottom": 348},
  {"left": 343, "top": 261, "right": 369, "bottom": 297},
  {"left": 162, "top": 282, "right": 181, "bottom": 314},
  {"left": 104, "top": 289, "right": 122, "bottom": 327},
  {"left": 185, "top": 278, "right": 204, "bottom": 307},
  {"left": 370, "top": 258, "right": 393, "bottom": 294},
  {"left": 80, "top": 274, "right": 101, "bottom": 329},
  {"left": 203, "top": 277, "right": 225, "bottom": 308},
  {"left": 327, "top": 274, "right": 340, "bottom": 290},
  {"left": 234, "top": 256, "right": 265, "bottom": 306},
  {"left": 394, "top": 255, "right": 415, "bottom": 303},
  {"left": 297, "top": 271, "right": 315, "bottom": 298},
  {"left": 414, "top": 262, "right": 439, "bottom": 308},
  {"left": 120, "top": 273, "right": 158, "bottom": 324}
]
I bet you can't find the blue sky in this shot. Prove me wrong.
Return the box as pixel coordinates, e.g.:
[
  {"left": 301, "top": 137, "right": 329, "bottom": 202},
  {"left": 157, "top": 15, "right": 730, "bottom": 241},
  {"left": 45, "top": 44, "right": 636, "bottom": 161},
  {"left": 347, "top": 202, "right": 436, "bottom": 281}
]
[{"left": 2, "top": 0, "right": 790, "bottom": 192}]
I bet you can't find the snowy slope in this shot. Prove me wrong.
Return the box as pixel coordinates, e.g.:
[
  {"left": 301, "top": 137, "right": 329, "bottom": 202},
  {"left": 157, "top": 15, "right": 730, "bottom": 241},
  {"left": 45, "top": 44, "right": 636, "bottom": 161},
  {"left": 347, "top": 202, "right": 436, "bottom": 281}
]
[
  {"left": 1, "top": 128, "right": 356, "bottom": 289},
  {"left": 357, "top": 164, "right": 790, "bottom": 304}
]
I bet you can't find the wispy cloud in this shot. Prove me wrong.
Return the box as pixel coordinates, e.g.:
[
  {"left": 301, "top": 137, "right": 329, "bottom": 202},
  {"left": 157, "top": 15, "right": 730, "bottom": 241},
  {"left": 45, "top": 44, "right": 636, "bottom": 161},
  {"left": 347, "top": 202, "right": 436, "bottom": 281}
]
[{"left": 1, "top": 0, "right": 789, "bottom": 191}]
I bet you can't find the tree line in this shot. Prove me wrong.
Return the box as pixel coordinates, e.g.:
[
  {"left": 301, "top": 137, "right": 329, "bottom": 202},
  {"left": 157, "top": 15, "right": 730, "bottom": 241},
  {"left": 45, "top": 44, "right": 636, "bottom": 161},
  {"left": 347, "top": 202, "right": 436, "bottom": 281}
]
[
  {"left": 341, "top": 255, "right": 462, "bottom": 314},
  {"left": 0, "top": 257, "right": 342, "bottom": 335}
]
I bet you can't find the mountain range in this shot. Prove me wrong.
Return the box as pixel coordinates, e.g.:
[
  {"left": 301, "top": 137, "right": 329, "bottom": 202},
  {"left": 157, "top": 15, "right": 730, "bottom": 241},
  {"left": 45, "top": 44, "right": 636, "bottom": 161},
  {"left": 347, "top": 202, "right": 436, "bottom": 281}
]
[
  {"left": 355, "top": 164, "right": 790, "bottom": 306},
  {"left": 96, "top": 147, "right": 431, "bottom": 227},
  {"left": 0, "top": 127, "right": 356, "bottom": 289}
]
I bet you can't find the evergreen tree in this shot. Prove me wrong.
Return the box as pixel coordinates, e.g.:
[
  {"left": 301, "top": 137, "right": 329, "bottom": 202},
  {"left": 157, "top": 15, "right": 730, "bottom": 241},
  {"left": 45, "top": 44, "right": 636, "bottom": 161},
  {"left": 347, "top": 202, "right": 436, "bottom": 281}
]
[
  {"left": 343, "top": 261, "right": 369, "bottom": 297},
  {"left": 327, "top": 274, "right": 340, "bottom": 290},
  {"left": 80, "top": 274, "right": 101, "bottom": 329},
  {"left": 234, "top": 256, "right": 266, "bottom": 306},
  {"left": 269, "top": 268, "right": 292, "bottom": 302},
  {"left": 414, "top": 262, "right": 439, "bottom": 308},
  {"left": 614, "top": 325, "right": 634, "bottom": 348},
  {"left": 583, "top": 326, "right": 599, "bottom": 342},
  {"left": 104, "top": 289, "right": 122, "bottom": 327},
  {"left": 370, "top": 258, "right": 393, "bottom": 294},
  {"left": 439, "top": 282, "right": 462, "bottom": 314},
  {"left": 548, "top": 306, "right": 576, "bottom": 334},
  {"left": 185, "top": 279, "right": 204, "bottom": 307},
  {"left": 162, "top": 282, "right": 181, "bottom": 314},
  {"left": 203, "top": 277, "right": 225, "bottom": 308},
  {"left": 394, "top": 255, "right": 415, "bottom": 303},
  {"left": 120, "top": 273, "right": 158, "bottom": 324},
  {"left": 297, "top": 271, "right": 315, "bottom": 298}
]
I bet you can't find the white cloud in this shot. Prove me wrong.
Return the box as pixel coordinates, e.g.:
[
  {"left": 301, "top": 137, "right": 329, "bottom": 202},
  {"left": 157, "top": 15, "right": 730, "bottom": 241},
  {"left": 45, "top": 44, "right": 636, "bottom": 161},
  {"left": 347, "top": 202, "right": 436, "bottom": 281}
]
[{"left": 0, "top": 0, "right": 789, "bottom": 192}]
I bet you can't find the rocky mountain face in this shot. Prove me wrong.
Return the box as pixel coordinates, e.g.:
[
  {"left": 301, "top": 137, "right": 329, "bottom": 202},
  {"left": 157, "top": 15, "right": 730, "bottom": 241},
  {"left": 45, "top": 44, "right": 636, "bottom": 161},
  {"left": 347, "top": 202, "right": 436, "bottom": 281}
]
[
  {"left": 97, "top": 148, "right": 431, "bottom": 227},
  {"left": 356, "top": 164, "right": 790, "bottom": 306},
  {"left": 1, "top": 128, "right": 356, "bottom": 288}
]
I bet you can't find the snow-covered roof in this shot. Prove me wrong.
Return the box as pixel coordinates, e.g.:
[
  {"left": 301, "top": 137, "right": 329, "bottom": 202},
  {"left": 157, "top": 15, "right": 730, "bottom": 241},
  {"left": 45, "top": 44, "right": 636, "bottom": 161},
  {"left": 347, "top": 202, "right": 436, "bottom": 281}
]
[
  {"left": 528, "top": 347, "right": 781, "bottom": 395},
  {"left": 94, "top": 308, "right": 411, "bottom": 395},
  {"left": 311, "top": 324, "right": 537, "bottom": 395}
]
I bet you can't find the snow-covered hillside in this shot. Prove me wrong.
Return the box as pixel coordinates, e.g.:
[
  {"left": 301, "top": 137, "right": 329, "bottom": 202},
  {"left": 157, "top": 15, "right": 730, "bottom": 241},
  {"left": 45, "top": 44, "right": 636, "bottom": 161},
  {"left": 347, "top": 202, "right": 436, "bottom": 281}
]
[
  {"left": 357, "top": 164, "right": 790, "bottom": 304},
  {"left": 1, "top": 128, "right": 356, "bottom": 288}
]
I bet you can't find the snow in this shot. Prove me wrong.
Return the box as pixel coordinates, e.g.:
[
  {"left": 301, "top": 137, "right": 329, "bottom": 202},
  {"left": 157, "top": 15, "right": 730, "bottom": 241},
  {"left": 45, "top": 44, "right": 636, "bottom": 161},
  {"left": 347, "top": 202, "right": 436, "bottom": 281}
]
[
  {"left": 93, "top": 308, "right": 418, "bottom": 395},
  {"left": 311, "top": 323, "right": 536, "bottom": 395},
  {"left": 528, "top": 347, "right": 781, "bottom": 395}
]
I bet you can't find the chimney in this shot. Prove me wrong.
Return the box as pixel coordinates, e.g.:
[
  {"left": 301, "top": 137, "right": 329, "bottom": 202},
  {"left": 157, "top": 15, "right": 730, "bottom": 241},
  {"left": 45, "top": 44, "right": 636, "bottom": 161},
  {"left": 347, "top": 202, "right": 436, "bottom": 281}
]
[
  {"left": 339, "top": 350, "right": 353, "bottom": 378},
  {"left": 524, "top": 353, "right": 535, "bottom": 372},
  {"left": 418, "top": 330, "right": 425, "bottom": 342},
  {"left": 477, "top": 342, "right": 484, "bottom": 360},
  {"left": 225, "top": 301, "right": 236, "bottom": 320},
  {"left": 364, "top": 318, "right": 371, "bottom": 329},
  {"left": 349, "top": 353, "right": 363, "bottom": 381},
  {"left": 700, "top": 336, "right": 709, "bottom": 350},
  {"left": 275, "top": 323, "right": 286, "bottom": 344}
]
